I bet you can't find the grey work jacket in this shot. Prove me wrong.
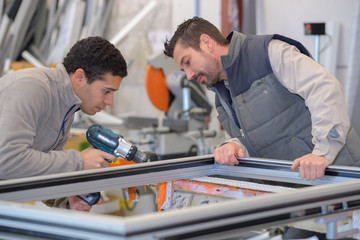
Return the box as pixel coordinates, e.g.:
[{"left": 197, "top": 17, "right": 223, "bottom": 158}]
[{"left": 213, "top": 32, "right": 360, "bottom": 166}]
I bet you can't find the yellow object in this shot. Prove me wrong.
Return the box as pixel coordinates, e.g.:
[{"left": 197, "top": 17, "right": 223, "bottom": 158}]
[
  {"left": 10, "top": 61, "right": 56, "bottom": 71},
  {"left": 64, "top": 132, "right": 88, "bottom": 151}
]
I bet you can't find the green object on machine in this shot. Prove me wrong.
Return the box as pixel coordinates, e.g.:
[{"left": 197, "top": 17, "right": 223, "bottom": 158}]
[{"left": 79, "top": 141, "right": 91, "bottom": 151}]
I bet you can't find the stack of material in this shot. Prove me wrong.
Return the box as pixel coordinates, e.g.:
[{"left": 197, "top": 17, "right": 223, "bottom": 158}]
[
  {"left": 0, "top": 0, "right": 114, "bottom": 74},
  {"left": 158, "top": 176, "right": 295, "bottom": 211}
]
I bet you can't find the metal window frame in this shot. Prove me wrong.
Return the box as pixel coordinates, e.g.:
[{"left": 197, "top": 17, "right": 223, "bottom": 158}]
[{"left": 1, "top": 155, "right": 360, "bottom": 239}]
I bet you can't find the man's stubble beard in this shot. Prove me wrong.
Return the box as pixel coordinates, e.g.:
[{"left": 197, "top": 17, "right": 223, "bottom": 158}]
[{"left": 202, "top": 54, "right": 222, "bottom": 88}]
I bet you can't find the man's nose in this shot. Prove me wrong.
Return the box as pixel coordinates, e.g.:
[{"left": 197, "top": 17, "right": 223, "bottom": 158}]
[
  {"left": 104, "top": 93, "right": 114, "bottom": 106},
  {"left": 185, "top": 69, "right": 195, "bottom": 81}
]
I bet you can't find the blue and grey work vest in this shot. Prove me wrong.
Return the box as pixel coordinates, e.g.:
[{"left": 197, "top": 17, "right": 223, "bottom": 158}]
[{"left": 213, "top": 31, "right": 360, "bottom": 166}]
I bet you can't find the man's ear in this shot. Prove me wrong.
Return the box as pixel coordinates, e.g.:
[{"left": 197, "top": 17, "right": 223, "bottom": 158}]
[
  {"left": 200, "top": 34, "right": 213, "bottom": 52},
  {"left": 73, "top": 69, "right": 87, "bottom": 86}
]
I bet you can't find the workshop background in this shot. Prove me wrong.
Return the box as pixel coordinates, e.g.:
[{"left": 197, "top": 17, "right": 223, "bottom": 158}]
[
  {"left": 106, "top": 0, "right": 360, "bottom": 139},
  {"left": 1, "top": 0, "right": 360, "bottom": 239},
  {"left": 0, "top": 0, "right": 359, "bottom": 155},
  {"left": 107, "top": 0, "right": 360, "bottom": 143}
]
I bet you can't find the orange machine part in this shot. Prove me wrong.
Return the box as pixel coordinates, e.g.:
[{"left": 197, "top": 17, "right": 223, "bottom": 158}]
[
  {"left": 111, "top": 159, "right": 138, "bottom": 201},
  {"left": 145, "top": 64, "right": 169, "bottom": 112},
  {"left": 110, "top": 159, "right": 146, "bottom": 201},
  {"left": 157, "top": 181, "right": 172, "bottom": 212}
]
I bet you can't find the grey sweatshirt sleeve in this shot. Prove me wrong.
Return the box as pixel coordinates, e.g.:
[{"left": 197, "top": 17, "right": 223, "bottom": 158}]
[
  {"left": 0, "top": 76, "right": 83, "bottom": 179},
  {"left": 268, "top": 40, "right": 350, "bottom": 163}
]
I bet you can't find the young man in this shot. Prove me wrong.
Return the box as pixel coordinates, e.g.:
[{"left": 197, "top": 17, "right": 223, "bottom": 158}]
[
  {"left": 164, "top": 17, "right": 360, "bottom": 181},
  {"left": 0, "top": 36, "right": 127, "bottom": 211}
]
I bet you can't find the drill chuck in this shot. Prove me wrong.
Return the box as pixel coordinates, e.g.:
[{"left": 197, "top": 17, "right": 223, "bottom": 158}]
[
  {"left": 115, "top": 138, "right": 138, "bottom": 161},
  {"left": 133, "top": 150, "right": 158, "bottom": 163}
]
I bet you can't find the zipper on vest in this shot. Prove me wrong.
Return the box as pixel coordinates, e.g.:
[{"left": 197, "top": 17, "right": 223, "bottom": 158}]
[{"left": 240, "top": 129, "right": 245, "bottom": 139}]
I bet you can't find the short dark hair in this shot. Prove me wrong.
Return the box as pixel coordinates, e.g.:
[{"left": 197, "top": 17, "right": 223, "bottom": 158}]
[
  {"left": 164, "top": 17, "right": 229, "bottom": 58},
  {"left": 63, "top": 36, "right": 127, "bottom": 84}
]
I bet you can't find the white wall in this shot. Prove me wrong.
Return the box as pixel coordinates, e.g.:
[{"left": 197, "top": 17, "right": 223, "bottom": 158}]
[
  {"left": 171, "top": 0, "right": 221, "bottom": 32},
  {"left": 257, "top": 0, "right": 356, "bottom": 85}
]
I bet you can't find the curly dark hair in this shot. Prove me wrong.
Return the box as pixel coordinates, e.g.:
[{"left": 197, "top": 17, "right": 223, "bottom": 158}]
[
  {"left": 164, "top": 17, "right": 229, "bottom": 58},
  {"left": 63, "top": 36, "right": 127, "bottom": 84}
]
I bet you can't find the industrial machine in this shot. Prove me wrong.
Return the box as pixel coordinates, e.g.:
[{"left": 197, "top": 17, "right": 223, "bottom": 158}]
[
  {"left": 1, "top": 155, "right": 360, "bottom": 239},
  {"left": 122, "top": 51, "right": 217, "bottom": 159},
  {"left": 145, "top": 51, "right": 212, "bottom": 121}
]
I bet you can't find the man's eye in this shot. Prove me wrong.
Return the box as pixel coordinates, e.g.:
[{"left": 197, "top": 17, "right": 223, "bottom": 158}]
[{"left": 185, "top": 60, "right": 190, "bottom": 65}]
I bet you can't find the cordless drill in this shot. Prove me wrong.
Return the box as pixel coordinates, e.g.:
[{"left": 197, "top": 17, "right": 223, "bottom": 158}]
[
  {"left": 77, "top": 124, "right": 158, "bottom": 205},
  {"left": 86, "top": 124, "right": 158, "bottom": 163}
]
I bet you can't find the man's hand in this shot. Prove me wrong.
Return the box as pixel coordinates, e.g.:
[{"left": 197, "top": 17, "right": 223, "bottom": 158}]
[
  {"left": 68, "top": 196, "right": 95, "bottom": 211},
  {"left": 291, "top": 154, "right": 330, "bottom": 180},
  {"left": 214, "top": 142, "right": 245, "bottom": 166},
  {"left": 81, "top": 147, "right": 116, "bottom": 170}
]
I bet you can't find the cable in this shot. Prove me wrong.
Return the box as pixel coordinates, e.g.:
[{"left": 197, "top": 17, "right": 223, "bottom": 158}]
[{"left": 319, "top": 34, "right": 333, "bottom": 54}]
